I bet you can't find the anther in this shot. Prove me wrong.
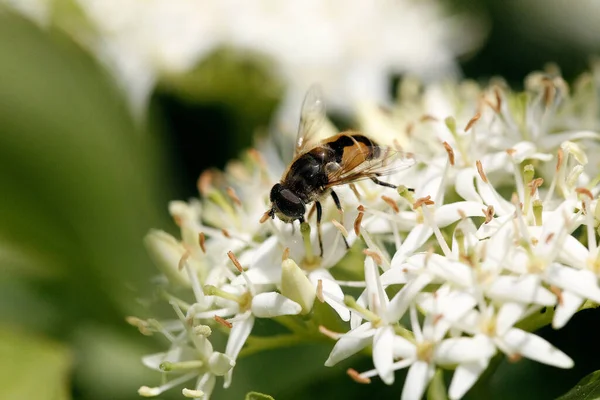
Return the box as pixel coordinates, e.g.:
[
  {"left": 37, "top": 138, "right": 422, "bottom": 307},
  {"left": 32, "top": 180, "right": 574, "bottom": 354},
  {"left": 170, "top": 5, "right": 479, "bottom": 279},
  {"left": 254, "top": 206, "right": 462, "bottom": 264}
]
[
  {"left": 354, "top": 206, "right": 365, "bottom": 236},
  {"left": 282, "top": 247, "right": 290, "bottom": 261},
  {"left": 576, "top": 187, "right": 594, "bottom": 200},
  {"left": 214, "top": 315, "right": 233, "bottom": 328},
  {"left": 259, "top": 210, "right": 271, "bottom": 223},
  {"left": 331, "top": 219, "right": 349, "bottom": 238},
  {"left": 319, "top": 325, "right": 342, "bottom": 340},
  {"left": 347, "top": 369, "right": 371, "bottom": 384},
  {"left": 226, "top": 186, "right": 242, "bottom": 206},
  {"left": 529, "top": 178, "right": 544, "bottom": 196},
  {"left": 363, "top": 249, "right": 383, "bottom": 265},
  {"left": 483, "top": 205, "right": 495, "bottom": 223},
  {"left": 464, "top": 112, "right": 481, "bottom": 132},
  {"left": 178, "top": 251, "right": 191, "bottom": 271},
  {"left": 442, "top": 141, "right": 455, "bottom": 166},
  {"left": 556, "top": 148, "right": 564, "bottom": 172},
  {"left": 381, "top": 195, "right": 400, "bottom": 213},
  {"left": 316, "top": 279, "right": 325, "bottom": 303},
  {"left": 227, "top": 251, "right": 244, "bottom": 273},
  {"left": 198, "top": 232, "right": 206, "bottom": 253},
  {"left": 413, "top": 195, "right": 434, "bottom": 209},
  {"left": 197, "top": 170, "right": 213, "bottom": 196},
  {"left": 221, "top": 228, "right": 231, "bottom": 238},
  {"left": 476, "top": 160, "right": 488, "bottom": 183}
]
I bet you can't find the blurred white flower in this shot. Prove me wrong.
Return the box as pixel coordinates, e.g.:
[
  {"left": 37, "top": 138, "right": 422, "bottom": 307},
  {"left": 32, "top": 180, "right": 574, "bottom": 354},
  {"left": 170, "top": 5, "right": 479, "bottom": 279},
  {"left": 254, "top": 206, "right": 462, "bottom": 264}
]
[{"left": 9, "top": 0, "right": 484, "bottom": 118}]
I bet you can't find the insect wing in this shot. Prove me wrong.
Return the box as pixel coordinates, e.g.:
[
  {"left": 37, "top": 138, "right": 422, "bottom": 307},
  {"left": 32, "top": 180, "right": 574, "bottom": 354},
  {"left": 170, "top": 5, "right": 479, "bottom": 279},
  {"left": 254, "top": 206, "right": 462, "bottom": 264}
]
[
  {"left": 295, "top": 85, "right": 327, "bottom": 156},
  {"left": 325, "top": 145, "right": 415, "bottom": 188}
]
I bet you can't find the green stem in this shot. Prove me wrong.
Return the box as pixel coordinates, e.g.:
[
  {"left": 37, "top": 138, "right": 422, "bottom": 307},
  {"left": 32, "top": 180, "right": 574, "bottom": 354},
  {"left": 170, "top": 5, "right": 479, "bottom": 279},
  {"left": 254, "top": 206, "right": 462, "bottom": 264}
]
[{"left": 240, "top": 334, "right": 324, "bottom": 358}]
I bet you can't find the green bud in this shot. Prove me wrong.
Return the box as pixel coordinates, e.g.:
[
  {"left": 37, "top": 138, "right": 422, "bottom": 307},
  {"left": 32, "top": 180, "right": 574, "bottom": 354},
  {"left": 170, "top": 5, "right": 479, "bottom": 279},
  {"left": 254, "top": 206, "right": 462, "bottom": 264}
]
[{"left": 281, "top": 259, "right": 315, "bottom": 315}]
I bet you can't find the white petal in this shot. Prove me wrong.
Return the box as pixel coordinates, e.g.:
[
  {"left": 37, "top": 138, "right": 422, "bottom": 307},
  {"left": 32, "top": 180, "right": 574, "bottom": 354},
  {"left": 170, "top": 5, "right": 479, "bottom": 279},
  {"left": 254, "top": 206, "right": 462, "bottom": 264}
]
[
  {"left": 395, "top": 225, "right": 433, "bottom": 263},
  {"left": 373, "top": 326, "right": 395, "bottom": 385},
  {"left": 428, "top": 255, "right": 474, "bottom": 287},
  {"left": 552, "top": 291, "right": 585, "bottom": 329},
  {"left": 251, "top": 292, "right": 302, "bottom": 318},
  {"left": 401, "top": 361, "right": 434, "bottom": 400},
  {"left": 435, "top": 335, "right": 496, "bottom": 365},
  {"left": 454, "top": 168, "right": 483, "bottom": 203},
  {"left": 496, "top": 302, "right": 526, "bottom": 335},
  {"left": 386, "top": 273, "right": 432, "bottom": 322},
  {"left": 324, "top": 323, "right": 375, "bottom": 367},
  {"left": 545, "top": 264, "right": 600, "bottom": 303},
  {"left": 448, "top": 358, "right": 490, "bottom": 400},
  {"left": 476, "top": 176, "right": 513, "bottom": 216},
  {"left": 364, "top": 257, "right": 388, "bottom": 313},
  {"left": 309, "top": 269, "right": 350, "bottom": 321},
  {"left": 393, "top": 335, "right": 417, "bottom": 359},
  {"left": 502, "top": 328, "right": 574, "bottom": 368},
  {"left": 225, "top": 314, "right": 254, "bottom": 361},
  {"left": 486, "top": 275, "right": 556, "bottom": 306},
  {"left": 435, "top": 201, "right": 486, "bottom": 227},
  {"left": 558, "top": 236, "right": 589, "bottom": 267}
]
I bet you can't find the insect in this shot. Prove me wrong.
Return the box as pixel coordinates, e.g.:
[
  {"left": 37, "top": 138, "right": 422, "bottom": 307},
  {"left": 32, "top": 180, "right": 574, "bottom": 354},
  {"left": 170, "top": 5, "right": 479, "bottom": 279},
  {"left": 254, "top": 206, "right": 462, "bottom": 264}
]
[{"left": 263, "top": 86, "right": 413, "bottom": 257}]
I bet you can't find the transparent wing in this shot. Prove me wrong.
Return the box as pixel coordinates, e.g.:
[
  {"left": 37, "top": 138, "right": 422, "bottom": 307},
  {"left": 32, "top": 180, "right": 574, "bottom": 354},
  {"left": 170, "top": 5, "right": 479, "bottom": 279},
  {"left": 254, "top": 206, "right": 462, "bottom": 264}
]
[
  {"left": 295, "top": 85, "right": 327, "bottom": 156},
  {"left": 325, "top": 146, "right": 415, "bottom": 188}
]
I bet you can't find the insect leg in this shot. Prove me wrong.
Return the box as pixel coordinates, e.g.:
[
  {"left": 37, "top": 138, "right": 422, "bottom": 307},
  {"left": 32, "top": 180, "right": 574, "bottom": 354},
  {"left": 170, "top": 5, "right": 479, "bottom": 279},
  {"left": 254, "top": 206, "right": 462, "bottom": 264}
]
[
  {"left": 316, "top": 201, "right": 324, "bottom": 257},
  {"left": 370, "top": 177, "right": 396, "bottom": 189},
  {"left": 330, "top": 190, "right": 350, "bottom": 249}
]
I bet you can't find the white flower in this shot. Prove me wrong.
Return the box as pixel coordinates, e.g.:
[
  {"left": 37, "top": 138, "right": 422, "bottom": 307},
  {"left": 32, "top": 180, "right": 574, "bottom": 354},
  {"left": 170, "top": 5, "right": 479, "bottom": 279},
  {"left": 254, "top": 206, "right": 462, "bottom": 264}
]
[
  {"left": 450, "top": 302, "right": 573, "bottom": 399},
  {"left": 17, "top": 0, "right": 484, "bottom": 117},
  {"left": 324, "top": 257, "right": 428, "bottom": 383}
]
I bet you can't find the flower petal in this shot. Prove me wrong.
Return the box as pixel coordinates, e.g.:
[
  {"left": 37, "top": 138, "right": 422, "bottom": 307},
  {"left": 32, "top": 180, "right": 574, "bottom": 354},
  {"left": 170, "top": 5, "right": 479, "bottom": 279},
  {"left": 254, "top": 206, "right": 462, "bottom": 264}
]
[
  {"left": 309, "top": 269, "right": 350, "bottom": 321},
  {"left": 251, "top": 292, "right": 302, "bottom": 318},
  {"left": 401, "top": 360, "right": 434, "bottom": 400},
  {"left": 552, "top": 290, "right": 585, "bottom": 329},
  {"left": 324, "top": 323, "right": 375, "bottom": 367},
  {"left": 502, "top": 328, "right": 574, "bottom": 368},
  {"left": 435, "top": 335, "right": 496, "bottom": 365},
  {"left": 373, "top": 326, "right": 395, "bottom": 385},
  {"left": 545, "top": 264, "right": 600, "bottom": 303},
  {"left": 386, "top": 272, "right": 432, "bottom": 322},
  {"left": 225, "top": 314, "right": 254, "bottom": 362},
  {"left": 448, "top": 358, "right": 490, "bottom": 400},
  {"left": 486, "top": 275, "right": 556, "bottom": 306}
]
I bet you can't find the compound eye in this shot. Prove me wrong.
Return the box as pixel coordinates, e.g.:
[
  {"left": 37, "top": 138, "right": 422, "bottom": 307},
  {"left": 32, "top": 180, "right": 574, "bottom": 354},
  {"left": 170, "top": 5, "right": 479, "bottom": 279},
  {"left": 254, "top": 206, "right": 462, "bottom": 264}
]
[{"left": 275, "top": 188, "right": 305, "bottom": 218}]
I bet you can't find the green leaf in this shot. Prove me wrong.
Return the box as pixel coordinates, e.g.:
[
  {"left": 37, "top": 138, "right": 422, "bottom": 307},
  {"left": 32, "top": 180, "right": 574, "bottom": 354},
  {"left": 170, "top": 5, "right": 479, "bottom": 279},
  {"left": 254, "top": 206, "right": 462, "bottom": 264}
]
[
  {"left": 246, "top": 391, "right": 275, "bottom": 400},
  {"left": 0, "top": 326, "right": 72, "bottom": 400},
  {"left": 556, "top": 370, "right": 600, "bottom": 400},
  {"left": 427, "top": 369, "right": 449, "bottom": 400}
]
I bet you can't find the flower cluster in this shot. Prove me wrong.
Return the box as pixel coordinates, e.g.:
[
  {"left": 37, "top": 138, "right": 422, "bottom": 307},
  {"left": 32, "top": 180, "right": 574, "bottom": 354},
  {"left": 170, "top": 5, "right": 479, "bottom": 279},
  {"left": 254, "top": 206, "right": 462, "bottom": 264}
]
[{"left": 132, "top": 66, "right": 600, "bottom": 399}]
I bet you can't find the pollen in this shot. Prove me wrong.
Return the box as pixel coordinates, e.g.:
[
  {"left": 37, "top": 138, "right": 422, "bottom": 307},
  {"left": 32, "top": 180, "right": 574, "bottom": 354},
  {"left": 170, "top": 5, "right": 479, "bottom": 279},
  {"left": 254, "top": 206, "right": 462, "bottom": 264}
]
[
  {"left": 413, "top": 195, "right": 434, "bottom": 209},
  {"left": 354, "top": 206, "right": 365, "bottom": 236}
]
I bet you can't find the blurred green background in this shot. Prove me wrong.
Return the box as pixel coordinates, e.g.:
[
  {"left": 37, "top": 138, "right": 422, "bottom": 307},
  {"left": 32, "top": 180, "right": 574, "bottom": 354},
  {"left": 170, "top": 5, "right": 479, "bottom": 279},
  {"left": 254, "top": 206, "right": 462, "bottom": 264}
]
[{"left": 1, "top": 1, "right": 600, "bottom": 399}]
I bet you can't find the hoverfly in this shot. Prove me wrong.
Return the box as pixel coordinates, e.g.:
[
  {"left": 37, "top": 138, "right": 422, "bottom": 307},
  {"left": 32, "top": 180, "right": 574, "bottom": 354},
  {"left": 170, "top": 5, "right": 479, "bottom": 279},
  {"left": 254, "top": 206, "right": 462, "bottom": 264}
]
[{"left": 263, "top": 86, "right": 414, "bottom": 256}]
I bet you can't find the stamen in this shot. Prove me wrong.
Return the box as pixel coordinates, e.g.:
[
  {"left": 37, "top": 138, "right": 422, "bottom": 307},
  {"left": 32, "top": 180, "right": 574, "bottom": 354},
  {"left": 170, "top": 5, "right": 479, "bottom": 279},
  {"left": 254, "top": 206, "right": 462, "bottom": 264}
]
[
  {"left": 198, "top": 232, "right": 206, "bottom": 253},
  {"left": 347, "top": 369, "right": 371, "bottom": 384},
  {"left": 138, "top": 372, "right": 198, "bottom": 398},
  {"left": 556, "top": 148, "right": 564, "bottom": 172},
  {"left": 331, "top": 219, "right": 349, "bottom": 238},
  {"left": 179, "top": 253, "right": 206, "bottom": 305},
  {"left": 550, "top": 286, "right": 564, "bottom": 305},
  {"left": 354, "top": 206, "right": 365, "bottom": 236},
  {"left": 494, "top": 87, "right": 503, "bottom": 112},
  {"left": 483, "top": 205, "right": 495, "bottom": 224},
  {"left": 227, "top": 251, "right": 244, "bottom": 273},
  {"left": 349, "top": 183, "right": 362, "bottom": 200},
  {"left": 442, "top": 141, "right": 455, "bottom": 166},
  {"left": 363, "top": 249, "right": 383, "bottom": 265},
  {"left": 566, "top": 165, "right": 584, "bottom": 189},
  {"left": 381, "top": 195, "right": 400, "bottom": 213},
  {"left": 464, "top": 112, "right": 481, "bottom": 132},
  {"left": 282, "top": 247, "right": 290, "bottom": 261},
  {"left": 410, "top": 304, "right": 423, "bottom": 342},
  {"left": 197, "top": 170, "right": 213, "bottom": 196},
  {"left": 226, "top": 187, "right": 242, "bottom": 207},
  {"left": 577, "top": 189, "right": 597, "bottom": 254},
  {"left": 221, "top": 228, "right": 231, "bottom": 238},
  {"left": 214, "top": 315, "right": 233, "bottom": 329},
  {"left": 319, "top": 325, "right": 342, "bottom": 340},
  {"left": 508, "top": 353, "right": 523, "bottom": 363},
  {"left": 529, "top": 178, "right": 544, "bottom": 196},
  {"left": 126, "top": 316, "right": 153, "bottom": 336},
  {"left": 182, "top": 388, "right": 205, "bottom": 398},
  {"left": 476, "top": 160, "right": 488, "bottom": 183},
  {"left": 419, "top": 203, "right": 452, "bottom": 257},
  {"left": 316, "top": 279, "right": 325, "bottom": 303},
  {"left": 259, "top": 210, "right": 271, "bottom": 223},
  {"left": 413, "top": 195, "right": 434, "bottom": 209}
]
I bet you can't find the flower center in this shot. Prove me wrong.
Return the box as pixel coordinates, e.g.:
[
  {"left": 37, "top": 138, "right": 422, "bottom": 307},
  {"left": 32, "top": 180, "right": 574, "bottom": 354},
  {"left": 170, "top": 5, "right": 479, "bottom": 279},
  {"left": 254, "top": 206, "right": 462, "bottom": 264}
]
[{"left": 416, "top": 340, "right": 435, "bottom": 362}]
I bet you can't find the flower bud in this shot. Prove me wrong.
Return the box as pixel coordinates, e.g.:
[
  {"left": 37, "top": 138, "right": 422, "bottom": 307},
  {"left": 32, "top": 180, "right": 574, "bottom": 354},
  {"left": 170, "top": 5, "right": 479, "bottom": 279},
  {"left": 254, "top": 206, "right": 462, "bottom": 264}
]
[{"left": 281, "top": 258, "right": 316, "bottom": 315}]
